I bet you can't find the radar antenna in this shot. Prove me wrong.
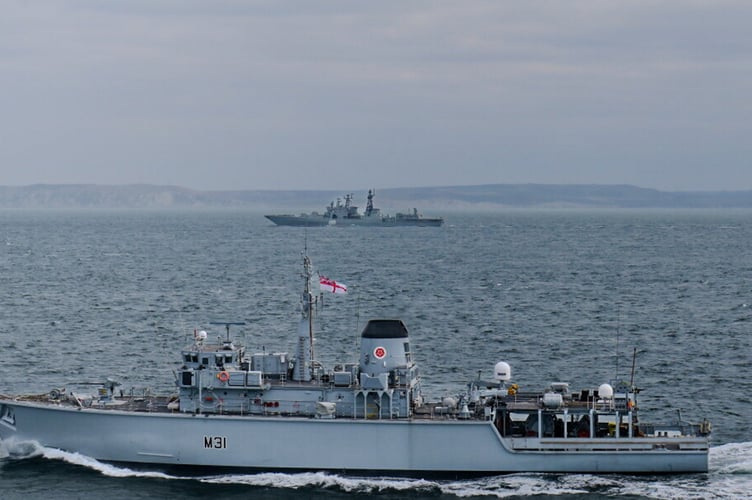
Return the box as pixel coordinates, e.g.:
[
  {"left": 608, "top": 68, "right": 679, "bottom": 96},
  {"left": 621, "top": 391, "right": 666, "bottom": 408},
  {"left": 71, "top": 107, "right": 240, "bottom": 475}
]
[{"left": 209, "top": 321, "right": 246, "bottom": 341}]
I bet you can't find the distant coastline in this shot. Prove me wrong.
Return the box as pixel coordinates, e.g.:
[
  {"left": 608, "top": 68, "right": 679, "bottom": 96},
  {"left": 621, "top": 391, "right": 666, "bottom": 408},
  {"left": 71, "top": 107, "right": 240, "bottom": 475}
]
[{"left": 0, "top": 183, "right": 751, "bottom": 210}]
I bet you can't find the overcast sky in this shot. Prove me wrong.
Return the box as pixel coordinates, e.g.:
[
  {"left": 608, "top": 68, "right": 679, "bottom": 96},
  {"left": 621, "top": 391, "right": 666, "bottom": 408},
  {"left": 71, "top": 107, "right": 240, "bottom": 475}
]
[{"left": 1, "top": 1, "right": 750, "bottom": 191}]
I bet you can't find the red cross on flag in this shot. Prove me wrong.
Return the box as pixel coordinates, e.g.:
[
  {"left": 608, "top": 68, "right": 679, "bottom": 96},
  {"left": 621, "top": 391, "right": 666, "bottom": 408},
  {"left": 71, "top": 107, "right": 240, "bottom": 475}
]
[{"left": 319, "top": 276, "right": 348, "bottom": 294}]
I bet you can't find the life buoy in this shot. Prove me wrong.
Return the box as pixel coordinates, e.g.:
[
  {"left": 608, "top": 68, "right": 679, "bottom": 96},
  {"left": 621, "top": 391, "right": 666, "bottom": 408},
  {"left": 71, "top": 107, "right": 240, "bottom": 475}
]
[{"left": 217, "top": 371, "right": 230, "bottom": 382}]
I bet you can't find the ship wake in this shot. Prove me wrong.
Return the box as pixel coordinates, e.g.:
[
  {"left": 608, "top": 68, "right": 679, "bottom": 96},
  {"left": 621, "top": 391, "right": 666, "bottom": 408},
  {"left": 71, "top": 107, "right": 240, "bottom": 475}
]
[{"left": 1, "top": 441, "right": 750, "bottom": 499}]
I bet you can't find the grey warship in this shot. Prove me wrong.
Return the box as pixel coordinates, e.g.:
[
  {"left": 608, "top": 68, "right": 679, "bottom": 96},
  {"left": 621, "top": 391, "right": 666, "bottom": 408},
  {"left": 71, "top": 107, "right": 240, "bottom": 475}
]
[
  {"left": 265, "top": 190, "right": 443, "bottom": 227},
  {"left": 0, "top": 255, "right": 710, "bottom": 475}
]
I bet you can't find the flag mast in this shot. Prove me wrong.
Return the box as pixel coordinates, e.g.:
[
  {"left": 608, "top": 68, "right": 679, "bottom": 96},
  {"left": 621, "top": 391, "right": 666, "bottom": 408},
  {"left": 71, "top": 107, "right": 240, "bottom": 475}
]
[
  {"left": 306, "top": 254, "right": 315, "bottom": 368},
  {"left": 293, "top": 252, "right": 315, "bottom": 382},
  {"left": 293, "top": 243, "right": 346, "bottom": 382}
]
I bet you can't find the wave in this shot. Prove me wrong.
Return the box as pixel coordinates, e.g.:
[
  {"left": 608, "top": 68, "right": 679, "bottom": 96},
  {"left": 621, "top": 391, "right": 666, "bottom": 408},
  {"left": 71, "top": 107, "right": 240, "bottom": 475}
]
[
  {"left": 200, "top": 472, "right": 443, "bottom": 495},
  {"left": 710, "top": 441, "right": 752, "bottom": 475},
  {"left": 0, "top": 439, "right": 173, "bottom": 480},
  {"left": 2, "top": 440, "right": 750, "bottom": 498}
]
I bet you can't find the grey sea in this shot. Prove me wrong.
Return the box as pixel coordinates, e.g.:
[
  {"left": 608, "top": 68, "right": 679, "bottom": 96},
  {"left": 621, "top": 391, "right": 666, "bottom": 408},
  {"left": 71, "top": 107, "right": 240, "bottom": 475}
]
[{"left": 0, "top": 209, "right": 750, "bottom": 499}]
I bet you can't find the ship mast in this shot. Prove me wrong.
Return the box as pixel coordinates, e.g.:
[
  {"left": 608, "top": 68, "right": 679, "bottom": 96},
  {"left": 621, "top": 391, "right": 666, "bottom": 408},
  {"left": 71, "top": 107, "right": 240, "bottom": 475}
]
[
  {"left": 306, "top": 255, "right": 315, "bottom": 364},
  {"left": 293, "top": 252, "right": 315, "bottom": 381},
  {"left": 366, "top": 189, "right": 374, "bottom": 216}
]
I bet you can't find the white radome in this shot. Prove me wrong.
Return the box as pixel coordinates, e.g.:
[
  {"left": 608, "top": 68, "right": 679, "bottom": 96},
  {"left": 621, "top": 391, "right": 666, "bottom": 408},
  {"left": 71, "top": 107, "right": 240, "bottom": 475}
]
[
  {"left": 494, "top": 361, "right": 511, "bottom": 382},
  {"left": 598, "top": 383, "right": 614, "bottom": 399}
]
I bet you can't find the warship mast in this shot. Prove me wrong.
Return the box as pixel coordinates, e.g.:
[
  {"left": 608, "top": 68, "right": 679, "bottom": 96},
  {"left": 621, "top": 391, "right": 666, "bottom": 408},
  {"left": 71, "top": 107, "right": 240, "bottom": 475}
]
[{"left": 293, "top": 253, "right": 315, "bottom": 381}]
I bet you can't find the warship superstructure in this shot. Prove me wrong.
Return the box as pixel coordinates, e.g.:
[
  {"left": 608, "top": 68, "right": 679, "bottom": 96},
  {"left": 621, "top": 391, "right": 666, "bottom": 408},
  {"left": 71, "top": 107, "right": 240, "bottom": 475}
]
[
  {"left": 0, "top": 255, "right": 710, "bottom": 475},
  {"left": 265, "top": 190, "right": 443, "bottom": 227}
]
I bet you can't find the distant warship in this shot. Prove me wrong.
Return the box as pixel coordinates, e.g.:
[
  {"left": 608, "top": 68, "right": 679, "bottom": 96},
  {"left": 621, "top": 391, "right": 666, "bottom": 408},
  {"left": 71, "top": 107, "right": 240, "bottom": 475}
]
[
  {"left": 0, "top": 254, "right": 710, "bottom": 474},
  {"left": 265, "top": 190, "right": 444, "bottom": 227}
]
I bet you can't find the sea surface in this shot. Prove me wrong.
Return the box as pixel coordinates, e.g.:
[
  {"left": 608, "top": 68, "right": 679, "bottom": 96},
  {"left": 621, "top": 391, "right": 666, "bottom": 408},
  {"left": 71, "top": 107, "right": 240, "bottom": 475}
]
[{"left": 0, "top": 209, "right": 750, "bottom": 499}]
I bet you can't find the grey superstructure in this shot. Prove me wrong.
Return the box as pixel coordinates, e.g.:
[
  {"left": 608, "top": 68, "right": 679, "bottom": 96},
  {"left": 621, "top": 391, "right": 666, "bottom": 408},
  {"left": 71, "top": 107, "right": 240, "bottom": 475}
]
[
  {"left": 0, "top": 255, "right": 710, "bottom": 475},
  {"left": 265, "top": 190, "right": 444, "bottom": 227}
]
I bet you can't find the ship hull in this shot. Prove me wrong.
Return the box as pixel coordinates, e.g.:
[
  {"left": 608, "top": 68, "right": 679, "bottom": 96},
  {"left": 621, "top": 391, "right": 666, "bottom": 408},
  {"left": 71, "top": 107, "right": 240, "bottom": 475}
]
[
  {"left": 264, "top": 215, "right": 331, "bottom": 227},
  {"left": 382, "top": 217, "right": 444, "bottom": 227},
  {"left": 264, "top": 215, "right": 443, "bottom": 227},
  {"left": 0, "top": 401, "right": 708, "bottom": 474}
]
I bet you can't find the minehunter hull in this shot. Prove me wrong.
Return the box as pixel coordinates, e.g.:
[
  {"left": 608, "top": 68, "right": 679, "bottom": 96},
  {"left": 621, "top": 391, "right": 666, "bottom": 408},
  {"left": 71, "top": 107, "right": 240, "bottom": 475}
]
[
  {"left": 0, "top": 400, "right": 708, "bottom": 474},
  {"left": 0, "top": 262, "right": 709, "bottom": 476}
]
